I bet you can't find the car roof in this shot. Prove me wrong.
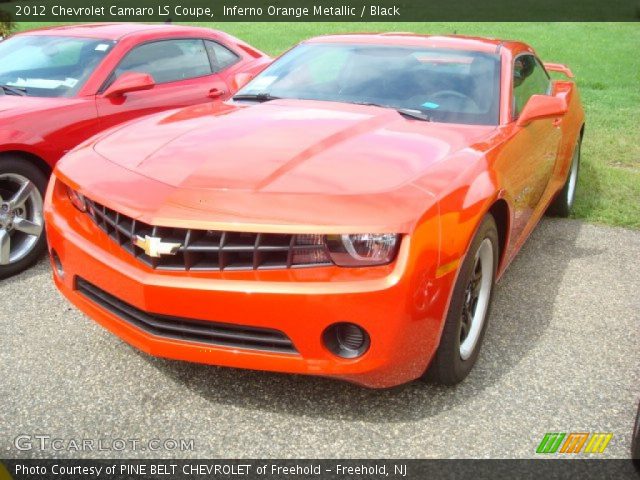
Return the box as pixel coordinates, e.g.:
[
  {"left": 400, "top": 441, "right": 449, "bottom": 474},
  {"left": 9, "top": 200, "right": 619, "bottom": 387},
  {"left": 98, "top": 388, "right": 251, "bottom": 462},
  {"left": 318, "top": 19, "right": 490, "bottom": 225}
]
[
  {"left": 15, "top": 23, "right": 218, "bottom": 41},
  {"left": 306, "top": 33, "right": 530, "bottom": 55}
]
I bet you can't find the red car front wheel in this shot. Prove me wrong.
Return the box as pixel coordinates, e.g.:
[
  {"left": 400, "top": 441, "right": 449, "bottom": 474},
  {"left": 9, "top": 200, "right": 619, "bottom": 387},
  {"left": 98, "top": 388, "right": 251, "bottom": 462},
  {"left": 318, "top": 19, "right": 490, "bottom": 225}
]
[{"left": 0, "top": 156, "right": 47, "bottom": 279}]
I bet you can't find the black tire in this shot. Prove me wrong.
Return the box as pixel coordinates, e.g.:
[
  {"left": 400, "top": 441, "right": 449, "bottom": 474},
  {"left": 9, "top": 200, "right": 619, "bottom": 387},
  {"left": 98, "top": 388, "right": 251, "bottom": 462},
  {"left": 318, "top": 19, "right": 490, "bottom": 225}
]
[
  {"left": 0, "top": 156, "right": 48, "bottom": 279},
  {"left": 633, "top": 401, "right": 640, "bottom": 472},
  {"left": 424, "top": 214, "right": 499, "bottom": 385},
  {"left": 547, "top": 139, "right": 581, "bottom": 218}
]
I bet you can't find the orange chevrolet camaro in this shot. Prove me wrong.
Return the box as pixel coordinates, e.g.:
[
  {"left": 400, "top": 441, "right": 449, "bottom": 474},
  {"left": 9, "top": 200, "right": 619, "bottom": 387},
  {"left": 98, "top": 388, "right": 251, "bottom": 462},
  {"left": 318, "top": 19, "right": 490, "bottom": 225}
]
[{"left": 45, "top": 34, "right": 584, "bottom": 388}]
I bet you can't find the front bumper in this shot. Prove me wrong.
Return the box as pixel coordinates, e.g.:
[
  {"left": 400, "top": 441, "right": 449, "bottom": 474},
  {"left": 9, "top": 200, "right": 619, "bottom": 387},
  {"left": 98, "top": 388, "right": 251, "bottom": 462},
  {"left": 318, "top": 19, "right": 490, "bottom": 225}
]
[{"left": 45, "top": 175, "right": 453, "bottom": 388}]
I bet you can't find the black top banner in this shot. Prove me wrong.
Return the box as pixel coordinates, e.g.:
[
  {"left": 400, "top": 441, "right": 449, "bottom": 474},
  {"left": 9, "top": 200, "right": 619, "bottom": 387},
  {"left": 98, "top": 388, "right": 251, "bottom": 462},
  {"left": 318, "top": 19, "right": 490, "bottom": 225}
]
[{"left": 0, "top": 0, "right": 638, "bottom": 22}]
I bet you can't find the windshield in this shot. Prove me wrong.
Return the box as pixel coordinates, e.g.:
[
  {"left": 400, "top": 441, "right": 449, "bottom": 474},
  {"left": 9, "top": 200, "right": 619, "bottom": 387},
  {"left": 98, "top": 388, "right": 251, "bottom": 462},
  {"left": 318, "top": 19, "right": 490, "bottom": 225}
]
[
  {"left": 236, "top": 43, "right": 501, "bottom": 125},
  {"left": 0, "top": 35, "right": 115, "bottom": 98}
]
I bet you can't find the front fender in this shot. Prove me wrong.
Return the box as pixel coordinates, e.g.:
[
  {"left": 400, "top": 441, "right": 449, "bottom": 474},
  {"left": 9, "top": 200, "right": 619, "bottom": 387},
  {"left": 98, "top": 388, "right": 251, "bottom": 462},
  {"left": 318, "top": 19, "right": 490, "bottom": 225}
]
[
  {"left": 434, "top": 156, "right": 504, "bottom": 274},
  {"left": 0, "top": 128, "right": 46, "bottom": 148},
  {"left": 0, "top": 128, "right": 55, "bottom": 166}
]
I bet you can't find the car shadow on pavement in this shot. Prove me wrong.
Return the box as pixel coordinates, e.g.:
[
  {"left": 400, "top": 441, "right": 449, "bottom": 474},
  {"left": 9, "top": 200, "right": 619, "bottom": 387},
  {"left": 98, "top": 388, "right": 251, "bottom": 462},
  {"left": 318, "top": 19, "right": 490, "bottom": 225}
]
[{"left": 145, "top": 218, "right": 599, "bottom": 422}]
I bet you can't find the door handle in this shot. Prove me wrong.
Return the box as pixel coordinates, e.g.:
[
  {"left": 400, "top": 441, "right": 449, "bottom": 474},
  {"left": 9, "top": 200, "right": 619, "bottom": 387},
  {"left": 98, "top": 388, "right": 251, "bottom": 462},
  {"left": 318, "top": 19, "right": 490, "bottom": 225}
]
[{"left": 208, "top": 88, "right": 225, "bottom": 99}]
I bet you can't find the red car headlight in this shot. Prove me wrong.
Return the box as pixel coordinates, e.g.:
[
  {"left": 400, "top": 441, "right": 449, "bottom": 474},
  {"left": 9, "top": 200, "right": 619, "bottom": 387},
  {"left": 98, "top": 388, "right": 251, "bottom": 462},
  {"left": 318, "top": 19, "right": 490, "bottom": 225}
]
[
  {"left": 66, "top": 186, "right": 87, "bottom": 212},
  {"left": 324, "top": 233, "right": 400, "bottom": 267}
]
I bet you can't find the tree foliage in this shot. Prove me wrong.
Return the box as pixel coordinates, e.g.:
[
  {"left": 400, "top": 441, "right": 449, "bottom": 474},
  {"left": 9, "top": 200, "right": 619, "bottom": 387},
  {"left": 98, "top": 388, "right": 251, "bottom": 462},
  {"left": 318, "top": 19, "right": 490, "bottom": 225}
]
[
  {"left": 0, "top": 0, "right": 14, "bottom": 37},
  {"left": 0, "top": 13, "right": 13, "bottom": 37}
]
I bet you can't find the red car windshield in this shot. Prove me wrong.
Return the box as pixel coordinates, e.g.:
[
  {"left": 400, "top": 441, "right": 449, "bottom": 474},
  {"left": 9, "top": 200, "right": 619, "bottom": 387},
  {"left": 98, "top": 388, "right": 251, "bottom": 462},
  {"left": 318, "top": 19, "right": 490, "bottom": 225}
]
[
  {"left": 236, "top": 43, "right": 501, "bottom": 125},
  {"left": 0, "top": 35, "right": 115, "bottom": 98}
]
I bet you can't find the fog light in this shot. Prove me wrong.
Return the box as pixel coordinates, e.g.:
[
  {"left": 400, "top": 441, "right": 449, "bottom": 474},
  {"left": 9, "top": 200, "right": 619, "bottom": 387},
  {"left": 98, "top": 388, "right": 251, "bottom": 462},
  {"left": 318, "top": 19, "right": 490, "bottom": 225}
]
[
  {"left": 50, "top": 249, "right": 64, "bottom": 278},
  {"left": 322, "top": 323, "right": 370, "bottom": 359}
]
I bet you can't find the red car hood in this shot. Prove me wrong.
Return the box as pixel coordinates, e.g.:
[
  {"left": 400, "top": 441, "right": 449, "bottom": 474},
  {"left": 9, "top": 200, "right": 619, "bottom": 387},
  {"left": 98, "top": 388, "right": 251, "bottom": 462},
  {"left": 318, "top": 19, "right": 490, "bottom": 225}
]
[
  {"left": 0, "top": 95, "right": 73, "bottom": 118},
  {"left": 60, "top": 100, "right": 496, "bottom": 233}
]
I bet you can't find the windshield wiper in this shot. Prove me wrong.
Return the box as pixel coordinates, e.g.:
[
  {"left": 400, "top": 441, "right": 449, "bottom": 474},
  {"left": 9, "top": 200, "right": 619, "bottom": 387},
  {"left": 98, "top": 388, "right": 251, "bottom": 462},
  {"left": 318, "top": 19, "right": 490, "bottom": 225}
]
[
  {"left": 233, "top": 93, "right": 281, "bottom": 103},
  {"left": 0, "top": 85, "right": 27, "bottom": 96},
  {"left": 352, "top": 101, "right": 431, "bottom": 121},
  {"left": 351, "top": 100, "right": 390, "bottom": 109},
  {"left": 396, "top": 108, "right": 431, "bottom": 122}
]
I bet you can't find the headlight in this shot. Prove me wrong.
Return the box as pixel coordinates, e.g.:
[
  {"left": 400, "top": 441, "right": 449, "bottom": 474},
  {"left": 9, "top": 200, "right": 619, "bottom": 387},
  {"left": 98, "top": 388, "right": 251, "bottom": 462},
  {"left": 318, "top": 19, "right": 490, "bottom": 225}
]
[
  {"left": 66, "top": 186, "right": 86, "bottom": 212},
  {"left": 325, "top": 233, "right": 400, "bottom": 267}
]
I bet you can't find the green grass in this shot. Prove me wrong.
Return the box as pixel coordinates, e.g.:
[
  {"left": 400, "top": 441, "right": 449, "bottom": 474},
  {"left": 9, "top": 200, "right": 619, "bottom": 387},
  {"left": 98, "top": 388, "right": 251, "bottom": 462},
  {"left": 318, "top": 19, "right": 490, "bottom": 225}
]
[{"left": 13, "top": 22, "right": 640, "bottom": 228}]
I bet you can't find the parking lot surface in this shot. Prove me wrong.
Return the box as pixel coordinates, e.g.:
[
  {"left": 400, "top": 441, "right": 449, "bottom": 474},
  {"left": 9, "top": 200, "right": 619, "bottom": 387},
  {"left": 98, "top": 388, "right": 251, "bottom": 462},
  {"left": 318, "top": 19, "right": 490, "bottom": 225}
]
[{"left": 1, "top": 218, "right": 638, "bottom": 458}]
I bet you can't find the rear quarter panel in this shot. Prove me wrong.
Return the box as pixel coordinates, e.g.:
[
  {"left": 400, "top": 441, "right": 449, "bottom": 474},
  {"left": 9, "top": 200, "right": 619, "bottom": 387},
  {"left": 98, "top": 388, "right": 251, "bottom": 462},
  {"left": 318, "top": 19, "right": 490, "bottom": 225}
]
[{"left": 552, "top": 80, "right": 585, "bottom": 180}]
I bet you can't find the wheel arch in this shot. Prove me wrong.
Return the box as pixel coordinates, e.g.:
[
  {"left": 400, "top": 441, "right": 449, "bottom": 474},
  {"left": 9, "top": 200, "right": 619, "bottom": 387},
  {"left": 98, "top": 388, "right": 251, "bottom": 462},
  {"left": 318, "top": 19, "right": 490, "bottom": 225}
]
[
  {"left": 487, "top": 198, "right": 510, "bottom": 273},
  {"left": 436, "top": 191, "right": 512, "bottom": 284},
  {"left": 0, "top": 150, "right": 52, "bottom": 179}
]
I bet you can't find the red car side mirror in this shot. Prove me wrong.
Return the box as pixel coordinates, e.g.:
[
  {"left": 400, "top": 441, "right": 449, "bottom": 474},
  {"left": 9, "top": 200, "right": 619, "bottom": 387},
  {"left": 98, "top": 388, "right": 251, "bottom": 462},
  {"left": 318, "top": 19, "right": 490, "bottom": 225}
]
[
  {"left": 104, "top": 72, "right": 155, "bottom": 98},
  {"left": 516, "top": 94, "right": 568, "bottom": 127}
]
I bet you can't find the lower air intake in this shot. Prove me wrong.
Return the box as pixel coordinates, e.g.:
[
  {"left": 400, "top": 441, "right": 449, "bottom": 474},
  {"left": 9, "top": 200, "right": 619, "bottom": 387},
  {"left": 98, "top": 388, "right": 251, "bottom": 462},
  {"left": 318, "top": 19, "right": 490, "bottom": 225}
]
[{"left": 76, "top": 277, "right": 297, "bottom": 354}]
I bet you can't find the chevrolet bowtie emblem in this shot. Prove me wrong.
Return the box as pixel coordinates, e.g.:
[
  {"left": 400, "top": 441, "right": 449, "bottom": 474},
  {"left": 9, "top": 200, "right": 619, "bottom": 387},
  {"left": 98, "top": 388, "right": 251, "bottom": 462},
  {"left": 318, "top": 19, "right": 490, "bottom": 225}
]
[{"left": 133, "top": 235, "right": 181, "bottom": 258}]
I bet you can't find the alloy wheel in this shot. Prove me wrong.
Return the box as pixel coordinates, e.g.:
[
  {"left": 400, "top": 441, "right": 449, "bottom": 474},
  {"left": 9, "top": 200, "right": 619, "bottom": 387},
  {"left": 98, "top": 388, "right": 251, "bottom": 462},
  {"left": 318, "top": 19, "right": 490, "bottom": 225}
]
[
  {"left": 459, "top": 238, "right": 494, "bottom": 360},
  {"left": 0, "top": 173, "right": 44, "bottom": 266},
  {"left": 566, "top": 144, "right": 580, "bottom": 208}
]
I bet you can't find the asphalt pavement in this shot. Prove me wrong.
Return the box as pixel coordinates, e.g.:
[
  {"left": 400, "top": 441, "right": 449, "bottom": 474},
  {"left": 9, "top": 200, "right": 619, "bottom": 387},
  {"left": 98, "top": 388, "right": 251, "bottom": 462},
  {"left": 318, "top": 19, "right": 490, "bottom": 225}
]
[{"left": 1, "top": 218, "right": 638, "bottom": 459}]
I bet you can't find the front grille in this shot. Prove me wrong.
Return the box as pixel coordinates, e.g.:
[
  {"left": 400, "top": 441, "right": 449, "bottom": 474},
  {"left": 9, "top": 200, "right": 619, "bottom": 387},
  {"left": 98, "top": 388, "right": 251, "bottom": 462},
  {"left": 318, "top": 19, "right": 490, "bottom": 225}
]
[
  {"left": 76, "top": 278, "right": 297, "bottom": 354},
  {"left": 85, "top": 198, "right": 332, "bottom": 271}
]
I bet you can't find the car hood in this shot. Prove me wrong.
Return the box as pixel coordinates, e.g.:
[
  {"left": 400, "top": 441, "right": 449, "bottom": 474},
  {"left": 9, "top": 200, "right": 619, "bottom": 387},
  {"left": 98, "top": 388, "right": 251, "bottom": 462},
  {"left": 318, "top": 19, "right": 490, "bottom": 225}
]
[
  {"left": 0, "top": 95, "right": 83, "bottom": 124},
  {"left": 0, "top": 95, "right": 73, "bottom": 117},
  {"left": 93, "top": 99, "right": 494, "bottom": 195},
  {"left": 59, "top": 100, "right": 496, "bottom": 233}
]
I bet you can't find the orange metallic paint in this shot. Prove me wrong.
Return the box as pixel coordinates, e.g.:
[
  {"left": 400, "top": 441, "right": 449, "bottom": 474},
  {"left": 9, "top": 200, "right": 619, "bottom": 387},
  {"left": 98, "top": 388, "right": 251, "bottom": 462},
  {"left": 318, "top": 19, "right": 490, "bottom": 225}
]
[{"left": 45, "top": 34, "right": 585, "bottom": 388}]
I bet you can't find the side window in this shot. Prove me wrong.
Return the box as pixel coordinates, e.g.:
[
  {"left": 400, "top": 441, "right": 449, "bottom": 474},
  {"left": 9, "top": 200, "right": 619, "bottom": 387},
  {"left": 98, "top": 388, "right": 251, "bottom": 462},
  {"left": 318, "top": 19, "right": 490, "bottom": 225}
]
[
  {"left": 512, "top": 55, "right": 550, "bottom": 118},
  {"left": 112, "top": 39, "right": 212, "bottom": 85},
  {"left": 204, "top": 40, "right": 240, "bottom": 73}
]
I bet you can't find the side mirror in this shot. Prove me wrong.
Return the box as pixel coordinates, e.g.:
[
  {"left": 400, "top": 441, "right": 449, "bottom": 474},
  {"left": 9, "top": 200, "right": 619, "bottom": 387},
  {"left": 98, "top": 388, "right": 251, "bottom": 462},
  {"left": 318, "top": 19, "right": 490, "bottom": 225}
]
[
  {"left": 104, "top": 72, "right": 155, "bottom": 98},
  {"left": 516, "top": 94, "right": 567, "bottom": 127},
  {"left": 231, "top": 72, "right": 254, "bottom": 92}
]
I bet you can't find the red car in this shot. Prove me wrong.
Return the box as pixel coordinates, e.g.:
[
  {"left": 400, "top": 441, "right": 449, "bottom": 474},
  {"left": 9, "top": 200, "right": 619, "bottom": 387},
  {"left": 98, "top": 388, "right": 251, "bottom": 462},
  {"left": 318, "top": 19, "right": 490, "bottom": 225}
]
[
  {"left": 0, "top": 23, "right": 269, "bottom": 278},
  {"left": 46, "top": 34, "right": 584, "bottom": 388}
]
